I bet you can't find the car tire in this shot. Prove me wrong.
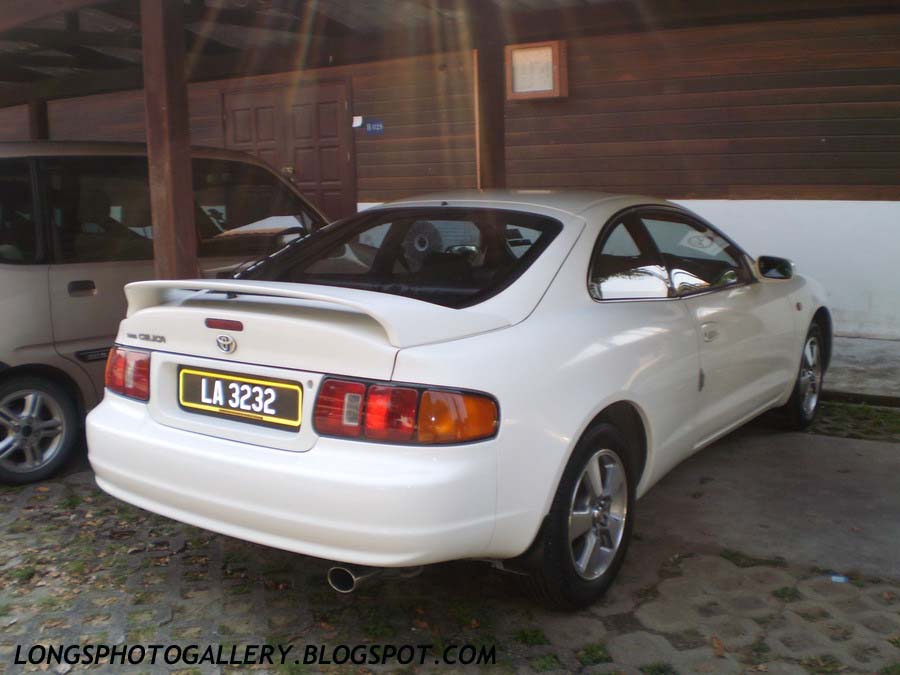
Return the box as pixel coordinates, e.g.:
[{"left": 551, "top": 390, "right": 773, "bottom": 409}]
[
  {"left": 0, "top": 375, "right": 81, "bottom": 484},
  {"left": 523, "top": 423, "right": 636, "bottom": 610},
  {"left": 775, "top": 321, "right": 826, "bottom": 431}
]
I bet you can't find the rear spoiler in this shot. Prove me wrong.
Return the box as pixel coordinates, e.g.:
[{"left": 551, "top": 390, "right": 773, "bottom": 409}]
[{"left": 124, "top": 279, "right": 510, "bottom": 349}]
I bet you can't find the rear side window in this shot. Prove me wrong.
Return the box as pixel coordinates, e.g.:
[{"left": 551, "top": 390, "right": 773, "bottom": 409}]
[
  {"left": 640, "top": 213, "right": 748, "bottom": 295},
  {"left": 246, "top": 208, "right": 562, "bottom": 308},
  {"left": 589, "top": 219, "right": 670, "bottom": 300},
  {"left": 0, "top": 160, "right": 37, "bottom": 265}
]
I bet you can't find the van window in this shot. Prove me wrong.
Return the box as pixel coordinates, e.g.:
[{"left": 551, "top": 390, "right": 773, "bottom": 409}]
[
  {"left": 0, "top": 160, "right": 37, "bottom": 264},
  {"left": 193, "top": 158, "right": 320, "bottom": 258},
  {"left": 46, "top": 156, "right": 154, "bottom": 264},
  {"left": 44, "top": 156, "right": 320, "bottom": 264}
]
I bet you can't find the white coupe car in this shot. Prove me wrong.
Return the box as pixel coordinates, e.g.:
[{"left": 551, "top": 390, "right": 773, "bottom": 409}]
[{"left": 86, "top": 191, "right": 830, "bottom": 608}]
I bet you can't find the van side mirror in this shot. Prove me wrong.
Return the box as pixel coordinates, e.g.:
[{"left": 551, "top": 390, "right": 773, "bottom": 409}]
[{"left": 757, "top": 255, "right": 794, "bottom": 280}]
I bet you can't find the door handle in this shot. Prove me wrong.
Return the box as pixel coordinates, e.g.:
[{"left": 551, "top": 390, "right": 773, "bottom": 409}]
[
  {"left": 701, "top": 322, "right": 720, "bottom": 343},
  {"left": 67, "top": 280, "right": 96, "bottom": 297}
]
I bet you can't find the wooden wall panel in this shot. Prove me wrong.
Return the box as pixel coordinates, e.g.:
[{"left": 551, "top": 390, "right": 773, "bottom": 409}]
[
  {"left": 22, "top": 51, "right": 476, "bottom": 205},
  {"left": 350, "top": 52, "right": 477, "bottom": 202},
  {"left": 46, "top": 86, "right": 223, "bottom": 147},
  {"left": 506, "top": 13, "right": 900, "bottom": 199},
  {"left": 0, "top": 105, "right": 29, "bottom": 141}
]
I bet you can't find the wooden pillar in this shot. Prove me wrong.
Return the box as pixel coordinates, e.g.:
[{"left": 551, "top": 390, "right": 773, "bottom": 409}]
[
  {"left": 140, "top": 0, "right": 197, "bottom": 279},
  {"left": 471, "top": 4, "right": 507, "bottom": 190},
  {"left": 27, "top": 99, "right": 48, "bottom": 140}
]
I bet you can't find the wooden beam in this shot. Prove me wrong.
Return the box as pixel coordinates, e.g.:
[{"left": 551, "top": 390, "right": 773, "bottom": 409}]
[
  {"left": 0, "top": 0, "right": 103, "bottom": 33},
  {"left": 470, "top": 3, "right": 506, "bottom": 189},
  {"left": 27, "top": 99, "right": 48, "bottom": 139},
  {"left": 141, "top": 0, "right": 197, "bottom": 279}
]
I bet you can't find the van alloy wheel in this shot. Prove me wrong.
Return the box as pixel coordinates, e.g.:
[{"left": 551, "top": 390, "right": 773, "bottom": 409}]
[
  {"left": 568, "top": 448, "right": 629, "bottom": 581},
  {"left": 0, "top": 389, "right": 65, "bottom": 473}
]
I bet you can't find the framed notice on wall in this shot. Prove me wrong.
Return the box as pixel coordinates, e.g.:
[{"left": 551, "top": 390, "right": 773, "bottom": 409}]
[{"left": 505, "top": 40, "right": 568, "bottom": 101}]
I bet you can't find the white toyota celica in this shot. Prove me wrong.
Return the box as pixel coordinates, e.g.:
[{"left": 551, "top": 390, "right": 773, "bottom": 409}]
[{"left": 87, "top": 191, "right": 830, "bottom": 608}]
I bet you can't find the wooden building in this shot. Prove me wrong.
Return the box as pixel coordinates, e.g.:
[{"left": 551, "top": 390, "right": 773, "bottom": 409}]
[
  {"left": 0, "top": 0, "right": 898, "bottom": 337},
  {"left": 1, "top": 1, "right": 899, "bottom": 213}
]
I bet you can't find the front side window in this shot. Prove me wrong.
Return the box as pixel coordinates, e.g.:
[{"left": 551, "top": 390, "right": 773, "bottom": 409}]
[
  {"left": 193, "top": 158, "right": 321, "bottom": 258},
  {"left": 46, "top": 156, "right": 154, "bottom": 264},
  {"left": 245, "top": 208, "right": 562, "bottom": 308},
  {"left": 589, "top": 219, "right": 670, "bottom": 300},
  {"left": 0, "top": 160, "right": 37, "bottom": 264},
  {"left": 640, "top": 212, "right": 747, "bottom": 295}
]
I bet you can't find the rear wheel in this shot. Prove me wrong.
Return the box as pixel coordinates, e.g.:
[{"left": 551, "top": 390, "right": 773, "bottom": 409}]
[
  {"left": 776, "top": 322, "right": 825, "bottom": 430},
  {"left": 523, "top": 423, "right": 635, "bottom": 609},
  {"left": 0, "top": 375, "right": 80, "bottom": 484}
]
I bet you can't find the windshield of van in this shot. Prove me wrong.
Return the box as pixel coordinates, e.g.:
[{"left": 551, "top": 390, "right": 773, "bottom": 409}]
[{"left": 241, "top": 208, "right": 562, "bottom": 308}]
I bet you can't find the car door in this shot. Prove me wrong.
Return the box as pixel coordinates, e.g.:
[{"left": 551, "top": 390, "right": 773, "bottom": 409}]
[
  {"left": 588, "top": 215, "right": 701, "bottom": 473},
  {"left": 44, "top": 156, "right": 155, "bottom": 393},
  {"left": 0, "top": 158, "right": 54, "bottom": 370},
  {"left": 638, "top": 208, "right": 795, "bottom": 447}
]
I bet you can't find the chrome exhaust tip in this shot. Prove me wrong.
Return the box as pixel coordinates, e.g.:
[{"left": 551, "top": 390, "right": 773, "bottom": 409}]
[
  {"left": 326, "top": 565, "right": 424, "bottom": 593},
  {"left": 326, "top": 565, "right": 383, "bottom": 593}
]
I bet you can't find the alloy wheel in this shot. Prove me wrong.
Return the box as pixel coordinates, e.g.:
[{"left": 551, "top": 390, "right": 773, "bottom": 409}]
[
  {"left": 0, "top": 390, "right": 65, "bottom": 474},
  {"left": 567, "top": 448, "right": 628, "bottom": 580},
  {"left": 799, "top": 335, "right": 822, "bottom": 418}
]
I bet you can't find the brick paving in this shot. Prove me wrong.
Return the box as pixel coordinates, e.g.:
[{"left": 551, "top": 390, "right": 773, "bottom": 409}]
[{"left": 1, "top": 468, "right": 899, "bottom": 674}]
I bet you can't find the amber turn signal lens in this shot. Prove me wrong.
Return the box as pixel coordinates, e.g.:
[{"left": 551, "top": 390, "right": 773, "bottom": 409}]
[{"left": 417, "top": 391, "right": 498, "bottom": 444}]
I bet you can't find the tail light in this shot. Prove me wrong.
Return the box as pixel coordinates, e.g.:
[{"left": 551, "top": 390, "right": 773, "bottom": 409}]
[
  {"left": 314, "top": 378, "right": 498, "bottom": 445},
  {"left": 105, "top": 347, "right": 151, "bottom": 401}
]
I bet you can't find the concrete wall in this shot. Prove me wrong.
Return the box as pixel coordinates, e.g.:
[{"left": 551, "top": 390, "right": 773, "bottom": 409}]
[{"left": 678, "top": 200, "right": 900, "bottom": 340}]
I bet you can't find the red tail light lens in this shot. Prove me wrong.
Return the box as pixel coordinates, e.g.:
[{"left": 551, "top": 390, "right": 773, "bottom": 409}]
[
  {"left": 313, "top": 379, "right": 366, "bottom": 437},
  {"left": 313, "top": 378, "right": 498, "bottom": 445},
  {"left": 364, "top": 386, "right": 418, "bottom": 442},
  {"left": 105, "top": 347, "right": 127, "bottom": 393},
  {"left": 105, "top": 347, "right": 151, "bottom": 401}
]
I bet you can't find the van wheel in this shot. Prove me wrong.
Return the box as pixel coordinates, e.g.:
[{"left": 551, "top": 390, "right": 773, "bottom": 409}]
[
  {"left": 775, "top": 321, "right": 825, "bottom": 431},
  {"left": 523, "top": 423, "right": 635, "bottom": 609},
  {"left": 0, "top": 375, "right": 80, "bottom": 484}
]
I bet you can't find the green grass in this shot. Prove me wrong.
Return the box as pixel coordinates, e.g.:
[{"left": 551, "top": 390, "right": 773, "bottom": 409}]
[
  {"left": 515, "top": 628, "right": 549, "bottom": 646},
  {"left": 880, "top": 664, "right": 900, "bottom": 675},
  {"left": 889, "top": 636, "right": 900, "bottom": 649},
  {"left": 11, "top": 565, "right": 36, "bottom": 583},
  {"left": 800, "top": 655, "right": 844, "bottom": 674},
  {"left": 721, "top": 549, "right": 787, "bottom": 568},
  {"left": 773, "top": 586, "right": 803, "bottom": 602},
  {"left": 811, "top": 401, "right": 900, "bottom": 443},
  {"left": 640, "top": 663, "right": 678, "bottom": 675},
  {"left": 529, "top": 654, "right": 562, "bottom": 672},
  {"left": 576, "top": 642, "right": 612, "bottom": 665}
]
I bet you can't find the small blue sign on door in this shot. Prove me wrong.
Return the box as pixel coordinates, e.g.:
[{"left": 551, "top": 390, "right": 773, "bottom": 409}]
[{"left": 365, "top": 119, "right": 385, "bottom": 135}]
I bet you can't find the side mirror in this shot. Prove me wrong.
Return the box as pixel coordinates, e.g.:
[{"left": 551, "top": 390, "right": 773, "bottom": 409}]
[{"left": 757, "top": 255, "right": 794, "bottom": 280}]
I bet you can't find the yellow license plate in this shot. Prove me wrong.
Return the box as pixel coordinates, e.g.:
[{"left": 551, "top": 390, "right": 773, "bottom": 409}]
[{"left": 178, "top": 367, "right": 302, "bottom": 429}]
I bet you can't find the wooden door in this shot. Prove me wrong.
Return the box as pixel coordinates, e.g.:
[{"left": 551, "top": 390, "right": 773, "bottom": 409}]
[
  {"left": 224, "top": 81, "right": 355, "bottom": 220},
  {"left": 223, "top": 88, "right": 286, "bottom": 172}
]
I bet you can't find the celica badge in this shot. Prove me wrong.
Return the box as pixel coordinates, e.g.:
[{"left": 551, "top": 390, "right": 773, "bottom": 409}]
[{"left": 216, "top": 335, "right": 237, "bottom": 354}]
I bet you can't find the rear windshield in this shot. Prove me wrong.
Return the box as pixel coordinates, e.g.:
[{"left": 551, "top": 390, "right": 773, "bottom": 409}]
[{"left": 242, "top": 207, "right": 562, "bottom": 308}]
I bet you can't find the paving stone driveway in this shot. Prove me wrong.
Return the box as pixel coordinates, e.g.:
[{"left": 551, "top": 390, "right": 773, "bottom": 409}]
[{"left": 1, "top": 427, "right": 899, "bottom": 674}]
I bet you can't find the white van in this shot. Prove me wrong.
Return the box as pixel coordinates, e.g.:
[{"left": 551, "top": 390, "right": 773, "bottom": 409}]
[{"left": 0, "top": 141, "right": 326, "bottom": 483}]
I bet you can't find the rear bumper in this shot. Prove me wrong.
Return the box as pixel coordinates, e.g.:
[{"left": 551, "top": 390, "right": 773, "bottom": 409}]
[{"left": 87, "top": 395, "right": 497, "bottom": 567}]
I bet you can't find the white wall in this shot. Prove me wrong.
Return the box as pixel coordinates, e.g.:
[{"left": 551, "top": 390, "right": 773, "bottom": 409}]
[{"left": 677, "top": 200, "right": 900, "bottom": 340}]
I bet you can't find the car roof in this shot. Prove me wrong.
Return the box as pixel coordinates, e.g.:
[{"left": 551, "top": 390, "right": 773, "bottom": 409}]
[
  {"left": 372, "top": 190, "right": 671, "bottom": 218},
  {"left": 0, "top": 140, "right": 270, "bottom": 167}
]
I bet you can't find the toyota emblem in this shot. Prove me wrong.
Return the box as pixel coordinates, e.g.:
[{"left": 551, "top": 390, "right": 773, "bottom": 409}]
[{"left": 216, "top": 335, "right": 237, "bottom": 354}]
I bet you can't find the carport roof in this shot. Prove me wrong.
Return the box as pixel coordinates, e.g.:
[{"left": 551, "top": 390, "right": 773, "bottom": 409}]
[{"left": 0, "top": 0, "right": 891, "bottom": 108}]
